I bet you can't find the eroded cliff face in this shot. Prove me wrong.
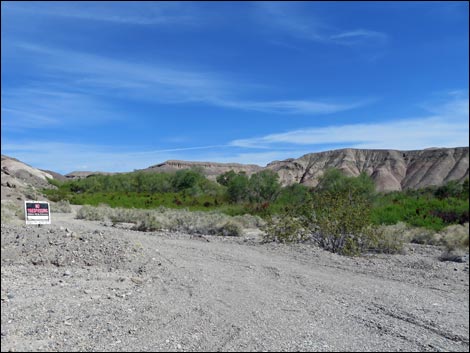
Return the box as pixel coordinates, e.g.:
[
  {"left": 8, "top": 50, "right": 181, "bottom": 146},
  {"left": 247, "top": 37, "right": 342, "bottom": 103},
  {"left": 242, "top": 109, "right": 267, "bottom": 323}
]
[{"left": 266, "top": 147, "right": 469, "bottom": 191}]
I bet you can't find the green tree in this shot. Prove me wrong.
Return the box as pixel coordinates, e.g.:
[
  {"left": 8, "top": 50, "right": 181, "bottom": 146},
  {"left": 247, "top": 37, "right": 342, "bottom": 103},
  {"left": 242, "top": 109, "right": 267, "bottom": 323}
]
[
  {"left": 226, "top": 173, "right": 250, "bottom": 203},
  {"left": 247, "top": 170, "right": 281, "bottom": 203},
  {"left": 316, "top": 169, "right": 375, "bottom": 201},
  {"left": 216, "top": 170, "right": 238, "bottom": 186},
  {"left": 171, "top": 169, "right": 205, "bottom": 192}
]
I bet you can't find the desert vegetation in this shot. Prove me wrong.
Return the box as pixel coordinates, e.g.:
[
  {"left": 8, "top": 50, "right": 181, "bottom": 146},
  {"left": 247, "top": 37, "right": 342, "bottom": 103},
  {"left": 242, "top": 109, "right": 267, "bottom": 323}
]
[
  {"left": 75, "top": 204, "right": 263, "bottom": 237},
  {"left": 42, "top": 168, "right": 469, "bottom": 256}
]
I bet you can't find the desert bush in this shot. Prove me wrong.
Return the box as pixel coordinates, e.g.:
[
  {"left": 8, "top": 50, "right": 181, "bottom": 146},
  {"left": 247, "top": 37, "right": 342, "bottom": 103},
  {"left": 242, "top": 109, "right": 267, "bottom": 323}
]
[
  {"left": 24, "top": 185, "right": 40, "bottom": 200},
  {"left": 132, "top": 213, "right": 162, "bottom": 232},
  {"left": 76, "top": 205, "right": 110, "bottom": 221},
  {"left": 371, "top": 223, "right": 407, "bottom": 254},
  {"left": 312, "top": 190, "right": 378, "bottom": 256},
  {"left": 439, "top": 223, "right": 469, "bottom": 251},
  {"left": 1, "top": 201, "right": 23, "bottom": 223},
  {"left": 52, "top": 200, "right": 72, "bottom": 213},
  {"left": 437, "top": 223, "right": 469, "bottom": 262},
  {"left": 217, "top": 221, "right": 242, "bottom": 236},
  {"left": 232, "top": 214, "right": 266, "bottom": 228},
  {"left": 438, "top": 249, "right": 467, "bottom": 262},
  {"left": 408, "top": 227, "right": 441, "bottom": 245},
  {"left": 75, "top": 204, "right": 247, "bottom": 236},
  {"left": 1, "top": 207, "right": 13, "bottom": 223},
  {"left": 263, "top": 213, "right": 311, "bottom": 243}
]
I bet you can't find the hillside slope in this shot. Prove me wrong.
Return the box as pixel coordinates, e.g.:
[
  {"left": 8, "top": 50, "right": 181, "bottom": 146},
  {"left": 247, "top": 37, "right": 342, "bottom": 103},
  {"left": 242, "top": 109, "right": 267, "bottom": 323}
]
[{"left": 266, "top": 147, "right": 469, "bottom": 191}]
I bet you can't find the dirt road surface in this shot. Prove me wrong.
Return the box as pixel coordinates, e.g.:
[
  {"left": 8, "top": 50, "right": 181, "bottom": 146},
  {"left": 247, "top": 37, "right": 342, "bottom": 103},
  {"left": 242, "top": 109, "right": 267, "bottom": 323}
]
[{"left": 1, "top": 209, "right": 469, "bottom": 352}]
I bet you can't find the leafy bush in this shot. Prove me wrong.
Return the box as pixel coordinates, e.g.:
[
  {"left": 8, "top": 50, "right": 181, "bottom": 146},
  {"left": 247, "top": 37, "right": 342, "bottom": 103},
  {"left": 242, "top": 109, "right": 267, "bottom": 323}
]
[
  {"left": 312, "top": 191, "right": 379, "bottom": 256},
  {"left": 316, "top": 169, "right": 376, "bottom": 202},
  {"left": 226, "top": 173, "right": 250, "bottom": 203},
  {"left": 247, "top": 170, "right": 281, "bottom": 203},
  {"left": 371, "top": 190, "right": 469, "bottom": 231}
]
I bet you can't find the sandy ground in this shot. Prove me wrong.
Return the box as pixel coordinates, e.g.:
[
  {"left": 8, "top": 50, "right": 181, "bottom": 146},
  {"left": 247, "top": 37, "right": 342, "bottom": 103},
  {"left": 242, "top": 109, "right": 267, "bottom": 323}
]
[{"left": 1, "top": 207, "right": 469, "bottom": 352}]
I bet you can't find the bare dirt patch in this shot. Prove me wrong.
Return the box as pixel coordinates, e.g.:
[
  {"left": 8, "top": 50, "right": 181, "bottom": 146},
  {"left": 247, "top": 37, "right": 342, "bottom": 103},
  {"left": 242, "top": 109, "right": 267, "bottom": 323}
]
[{"left": 1, "top": 209, "right": 469, "bottom": 352}]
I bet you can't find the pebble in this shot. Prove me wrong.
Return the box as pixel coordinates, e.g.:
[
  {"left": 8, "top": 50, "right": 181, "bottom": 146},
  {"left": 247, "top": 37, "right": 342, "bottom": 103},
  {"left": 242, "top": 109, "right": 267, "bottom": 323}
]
[
  {"left": 63, "top": 270, "right": 72, "bottom": 277},
  {"left": 130, "top": 277, "right": 143, "bottom": 285}
]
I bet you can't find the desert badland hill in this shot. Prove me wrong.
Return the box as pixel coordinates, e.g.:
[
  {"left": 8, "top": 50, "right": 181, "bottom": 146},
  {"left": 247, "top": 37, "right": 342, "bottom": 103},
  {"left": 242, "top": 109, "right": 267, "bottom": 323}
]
[
  {"left": 2, "top": 147, "right": 469, "bottom": 193},
  {"left": 140, "top": 147, "right": 469, "bottom": 192}
]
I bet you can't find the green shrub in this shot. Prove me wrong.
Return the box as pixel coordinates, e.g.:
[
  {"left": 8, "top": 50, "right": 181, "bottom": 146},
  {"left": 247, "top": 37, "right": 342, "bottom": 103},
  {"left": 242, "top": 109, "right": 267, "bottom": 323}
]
[{"left": 312, "top": 191, "right": 378, "bottom": 256}]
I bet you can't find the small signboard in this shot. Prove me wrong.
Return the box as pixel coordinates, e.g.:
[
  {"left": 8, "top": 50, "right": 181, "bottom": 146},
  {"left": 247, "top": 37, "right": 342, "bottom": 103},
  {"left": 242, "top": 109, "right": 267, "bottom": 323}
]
[{"left": 24, "top": 201, "right": 51, "bottom": 224}]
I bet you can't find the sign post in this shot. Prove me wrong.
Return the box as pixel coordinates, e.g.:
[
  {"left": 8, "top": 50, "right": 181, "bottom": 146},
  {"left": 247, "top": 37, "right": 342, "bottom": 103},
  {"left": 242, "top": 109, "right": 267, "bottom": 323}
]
[{"left": 24, "top": 201, "right": 51, "bottom": 225}]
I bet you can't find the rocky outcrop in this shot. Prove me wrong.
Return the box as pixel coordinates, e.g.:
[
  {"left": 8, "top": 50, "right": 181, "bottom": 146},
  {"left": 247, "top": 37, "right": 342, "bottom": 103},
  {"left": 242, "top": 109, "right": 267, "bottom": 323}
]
[
  {"left": 1, "top": 155, "right": 62, "bottom": 204},
  {"left": 1, "top": 155, "right": 56, "bottom": 190},
  {"left": 266, "top": 147, "right": 469, "bottom": 191}
]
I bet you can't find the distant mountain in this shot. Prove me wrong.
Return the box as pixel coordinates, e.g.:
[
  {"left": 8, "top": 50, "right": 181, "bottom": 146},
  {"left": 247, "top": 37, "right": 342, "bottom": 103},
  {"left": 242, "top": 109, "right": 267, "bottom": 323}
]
[
  {"left": 2, "top": 147, "right": 468, "bottom": 194},
  {"left": 266, "top": 147, "right": 469, "bottom": 191},
  {"left": 139, "top": 147, "right": 469, "bottom": 192},
  {"left": 139, "top": 160, "right": 263, "bottom": 180},
  {"left": 64, "top": 171, "right": 116, "bottom": 180}
]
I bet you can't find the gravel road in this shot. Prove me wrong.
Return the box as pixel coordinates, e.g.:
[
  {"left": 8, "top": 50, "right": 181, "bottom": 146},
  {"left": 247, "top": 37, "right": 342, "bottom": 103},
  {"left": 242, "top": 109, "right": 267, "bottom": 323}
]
[{"left": 1, "top": 209, "right": 469, "bottom": 352}]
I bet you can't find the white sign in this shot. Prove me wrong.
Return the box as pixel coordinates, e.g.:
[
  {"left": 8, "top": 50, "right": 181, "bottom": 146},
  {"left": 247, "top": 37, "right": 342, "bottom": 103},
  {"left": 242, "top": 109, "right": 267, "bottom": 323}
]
[{"left": 24, "top": 201, "right": 51, "bottom": 224}]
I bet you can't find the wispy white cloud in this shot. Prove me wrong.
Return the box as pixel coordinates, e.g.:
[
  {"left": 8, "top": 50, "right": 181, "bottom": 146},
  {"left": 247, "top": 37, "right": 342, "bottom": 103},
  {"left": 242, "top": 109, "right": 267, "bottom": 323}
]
[
  {"left": 0, "top": 142, "right": 229, "bottom": 174},
  {"left": 1, "top": 140, "right": 314, "bottom": 173},
  {"left": 1, "top": 86, "right": 124, "bottom": 130},
  {"left": 6, "top": 2, "right": 198, "bottom": 26},
  {"left": 0, "top": 140, "right": 276, "bottom": 173},
  {"left": 253, "top": 2, "right": 388, "bottom": 47},
  {"left": 3, "top": 42, "right": 368, "bottom": 128},
  {"left": 3, "top": 96, "right": 467, "bottom": 173},
  {"left": 329, "top": 30, "right": 388, "bottom": 45},
  {"left": 210, "top": 98, "right": 371, "bottom": 115},
  {"left": 230, "top": 96, "right": 469, "bottom": 150}
]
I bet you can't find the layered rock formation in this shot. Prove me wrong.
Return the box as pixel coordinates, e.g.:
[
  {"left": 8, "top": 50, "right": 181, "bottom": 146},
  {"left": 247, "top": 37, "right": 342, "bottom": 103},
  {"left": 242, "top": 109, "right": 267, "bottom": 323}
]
[
  {"left": 266, "top": 147, "right": 469, "bottom": 191},
  {"left": 141, "top": 160, "right": 263, "bottom": 181},
  {"left": 2, "top": 147, "right": 468, "bottom": 194}
]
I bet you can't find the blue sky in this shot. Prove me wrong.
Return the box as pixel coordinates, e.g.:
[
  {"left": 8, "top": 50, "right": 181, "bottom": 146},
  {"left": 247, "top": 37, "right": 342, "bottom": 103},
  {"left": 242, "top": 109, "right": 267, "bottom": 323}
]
[{"left": 1, "top": 1, "right": 468, "bottom": 174}]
